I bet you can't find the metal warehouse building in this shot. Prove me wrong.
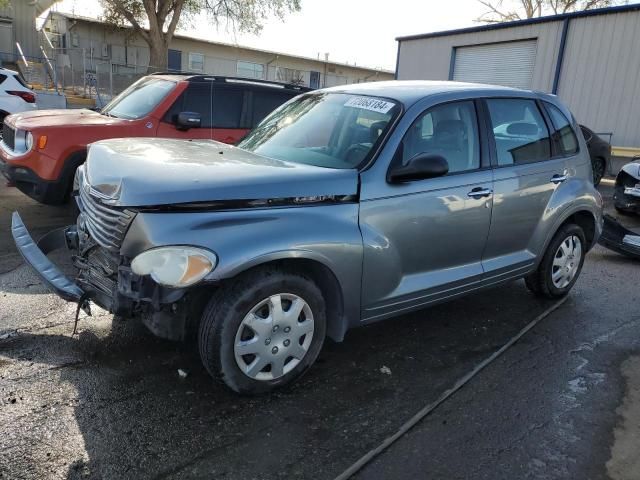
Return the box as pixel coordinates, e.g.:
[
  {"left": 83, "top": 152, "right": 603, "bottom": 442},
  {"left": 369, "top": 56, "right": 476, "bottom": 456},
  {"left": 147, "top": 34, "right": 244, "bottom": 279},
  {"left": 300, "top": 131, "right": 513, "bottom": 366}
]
[{"left": 395, "top": 4, "right": 640, "bottom": 152}]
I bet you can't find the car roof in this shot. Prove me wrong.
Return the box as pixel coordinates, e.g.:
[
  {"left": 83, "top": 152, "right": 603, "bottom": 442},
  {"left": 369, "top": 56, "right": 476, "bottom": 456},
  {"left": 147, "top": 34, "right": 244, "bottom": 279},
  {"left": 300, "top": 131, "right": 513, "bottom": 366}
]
[
  {"left": 0, "top": 67, "right": 20, "bottom": 75},
  {"left": 321, "top": 80, "right": 540, "bottom": 107},
  {"left": 150, "top": 72, "right": 311, "bottom": 93}
]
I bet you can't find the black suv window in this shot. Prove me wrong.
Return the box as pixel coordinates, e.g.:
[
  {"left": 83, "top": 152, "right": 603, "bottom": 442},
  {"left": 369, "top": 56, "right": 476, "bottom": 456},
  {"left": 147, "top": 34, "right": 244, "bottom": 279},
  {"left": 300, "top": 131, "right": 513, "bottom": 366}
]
[
  {"left": 486, "top": 99, "right": 551, "bottom": 166},
  {"left": 252, "top": 90, "right": 295, "bottom": 127},
  {"left": 401, "top": 100, "right": 480, "bottom": 174},
  {"left": 544, "top": 102, "right": 579, "bottom": 155},
  {"left": 164, "top": 82, "right": 212, "bottom": 127},
  {"left": 13, "top": 74, "right": 29, "bottom": 89},
  {"left": 212, "top": 87, "right": 245, "bottom": 129}
]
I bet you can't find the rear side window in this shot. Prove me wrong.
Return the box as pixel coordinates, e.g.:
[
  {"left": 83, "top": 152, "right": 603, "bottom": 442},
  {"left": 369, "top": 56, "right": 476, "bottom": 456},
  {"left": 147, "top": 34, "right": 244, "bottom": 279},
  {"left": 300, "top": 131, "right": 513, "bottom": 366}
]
[
  {"left": 252, "top": 90, "right": 295, "bottom": 127},
  {"left": 0, "top": 74, "right": 7, "bottom": 85},
  {"left": 13, "top": 74, "right": 29, "bottom": 89},
  {"left": 486, "top": 98, "right": 551, "bottom": 166},
  {"left": 212, "top": 87, "right": 244, "bottom": 128},
  {"left": 545, "top": 102, "right": 579, "bottom": 155}
]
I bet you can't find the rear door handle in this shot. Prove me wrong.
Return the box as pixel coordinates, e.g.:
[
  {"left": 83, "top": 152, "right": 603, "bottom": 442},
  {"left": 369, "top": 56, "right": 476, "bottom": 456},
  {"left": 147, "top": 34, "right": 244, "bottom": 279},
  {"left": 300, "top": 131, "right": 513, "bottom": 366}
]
[
  {"left": 467, "top": 187, "right": 493, "bottom": 198},
  {"left": 550, "top": 174, "right": 568, "bottom": 184}
]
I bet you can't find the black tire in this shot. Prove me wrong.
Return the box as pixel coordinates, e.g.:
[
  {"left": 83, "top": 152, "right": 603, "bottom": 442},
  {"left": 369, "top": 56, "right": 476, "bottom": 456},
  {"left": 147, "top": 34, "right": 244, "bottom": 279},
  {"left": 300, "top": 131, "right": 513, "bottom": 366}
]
[
  {"left": 0, "top": 112, "right": 7, "bottom": 141},
  {"left": 592, "top": 157, "right": 606, "bottom": 186},
  {"left": 525, "top": 224, "right": 586, "bottom": 299},
  {"left": 615, "top": 205, "right": 633, "bottom": 216},
  {"left": 198, "top": 268, "right": 326, "bottom": 394}
]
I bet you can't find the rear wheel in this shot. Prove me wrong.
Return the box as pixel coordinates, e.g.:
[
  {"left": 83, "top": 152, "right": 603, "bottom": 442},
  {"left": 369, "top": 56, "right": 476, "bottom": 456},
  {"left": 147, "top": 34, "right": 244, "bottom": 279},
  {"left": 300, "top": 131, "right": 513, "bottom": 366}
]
[
  {"left": 592, "top": 157, "right": 606, "bottom": 186},
  {"left": 198, "top": 268, "right": 326, "bottom": 394},
  {"left": 525, "top": 224, "right": 586, "bottom": 298}
]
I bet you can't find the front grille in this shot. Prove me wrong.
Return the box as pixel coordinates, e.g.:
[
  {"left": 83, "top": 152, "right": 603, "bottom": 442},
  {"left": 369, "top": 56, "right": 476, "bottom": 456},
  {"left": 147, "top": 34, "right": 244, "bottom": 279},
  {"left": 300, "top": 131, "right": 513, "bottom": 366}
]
[
  {"left": 2, "top": 123, "right": 15, "bottom": 151},
  {"left": 77, "top": 245, "right": 119, "bottom": 298},
  {"left": 78, "top": 180, "right": 135, "bottom": 252}
]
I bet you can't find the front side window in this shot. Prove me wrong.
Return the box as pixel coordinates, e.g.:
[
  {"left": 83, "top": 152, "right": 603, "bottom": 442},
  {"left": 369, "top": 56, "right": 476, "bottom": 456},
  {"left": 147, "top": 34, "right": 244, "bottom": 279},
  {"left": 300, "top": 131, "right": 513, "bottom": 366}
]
[
  {"left": 238, "top": 61, "right": 265, "bottom": 80},
  {"left": 545, "top": 102, "right": 579, "bottom": 155},
  {"left": 189, "top": 53, "right": 205, "bottom": 72},
  {"left": 163, "top": 82, "right": 212, "bottom": 127},
  {"left": 238, "top": 93, "right": 400, "bottom": 169},
  {"left": 487, "top": 98, "right": 551, "bottom": 166},
  {"left": 400, "top": 100, "right": 480, "bottom": 174},
  {"left": 101, "top": 77, "right": 176, "bottom": 119}
]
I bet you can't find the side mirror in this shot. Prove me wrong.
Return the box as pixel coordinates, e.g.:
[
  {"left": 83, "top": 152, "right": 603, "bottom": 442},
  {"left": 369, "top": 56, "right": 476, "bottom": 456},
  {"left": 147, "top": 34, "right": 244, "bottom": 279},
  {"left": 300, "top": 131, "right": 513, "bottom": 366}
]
[
  {"left": 176, "top": 111, "right": 201, "bottom": 131},
  {"left": 388, "top": 153, "right": 449, "bottom": 183}
]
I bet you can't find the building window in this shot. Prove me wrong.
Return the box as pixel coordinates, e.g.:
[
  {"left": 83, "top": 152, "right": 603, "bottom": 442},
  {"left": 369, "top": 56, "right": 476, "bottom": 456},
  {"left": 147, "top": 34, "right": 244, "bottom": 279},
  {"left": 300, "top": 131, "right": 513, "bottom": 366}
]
[
  {"left": 275, "top": 67, "right": 305, "bottom": 85},
  {"left": 237, "top": 61, "right": 265, "bottom": 80},
  {"left": 188, "top": 53, "right": 204, "bottom": 72}
]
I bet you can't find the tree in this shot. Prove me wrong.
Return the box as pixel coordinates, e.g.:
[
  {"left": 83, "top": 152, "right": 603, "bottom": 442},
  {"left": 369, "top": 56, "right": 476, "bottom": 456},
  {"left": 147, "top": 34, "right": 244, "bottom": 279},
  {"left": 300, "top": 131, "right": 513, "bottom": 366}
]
[
  {"left": 100, "top": 0, "right": 301, "bottom": 72},
  {"left": 476, "top": 0, "right": 627, "bottom": 23}
]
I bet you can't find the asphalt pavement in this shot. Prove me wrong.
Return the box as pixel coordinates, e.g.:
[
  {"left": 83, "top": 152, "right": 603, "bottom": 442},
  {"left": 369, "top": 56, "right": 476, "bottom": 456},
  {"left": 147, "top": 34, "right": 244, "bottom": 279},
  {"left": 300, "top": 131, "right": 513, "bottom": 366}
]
[{"left": 1, "top": 179, "right": 639, "bottom": 480}]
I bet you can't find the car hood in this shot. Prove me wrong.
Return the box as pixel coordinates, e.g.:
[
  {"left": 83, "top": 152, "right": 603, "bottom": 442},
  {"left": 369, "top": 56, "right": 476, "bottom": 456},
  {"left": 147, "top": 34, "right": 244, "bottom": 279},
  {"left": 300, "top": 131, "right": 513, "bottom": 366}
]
[
  {"left": 85, "top": 138, "right": 359, "bottom": 207},
  {"left": 8, "top": 108, "right": 124, "bottom": 129}
]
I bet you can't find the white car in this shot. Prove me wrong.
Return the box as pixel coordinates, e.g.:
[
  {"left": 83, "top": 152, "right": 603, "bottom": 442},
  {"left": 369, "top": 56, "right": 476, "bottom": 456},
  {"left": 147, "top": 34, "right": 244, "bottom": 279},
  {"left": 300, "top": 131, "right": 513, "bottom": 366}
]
[{"left": 0, "top": 67, "right": 37, "bottom": 137}]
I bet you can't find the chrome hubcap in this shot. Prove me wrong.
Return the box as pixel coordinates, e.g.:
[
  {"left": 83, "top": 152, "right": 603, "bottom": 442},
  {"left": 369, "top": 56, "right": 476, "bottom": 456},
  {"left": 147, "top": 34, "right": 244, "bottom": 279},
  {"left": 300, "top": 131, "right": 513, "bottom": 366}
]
[
  {"left": 552, "top": 235, "right": 582, "bottom": 289},
  {"left": 234, "top": 293, "right": 314, "bottom": 381}
]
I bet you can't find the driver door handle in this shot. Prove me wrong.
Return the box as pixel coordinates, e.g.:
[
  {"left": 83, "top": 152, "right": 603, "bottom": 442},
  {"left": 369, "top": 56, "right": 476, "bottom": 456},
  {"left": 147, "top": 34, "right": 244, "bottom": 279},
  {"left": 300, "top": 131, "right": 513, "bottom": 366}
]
[
  {"left": 550, "top": 174, "right": 568, "bottom": 184},
  {"left": 467, "top": 187, "right": 493, "bottom": 198}
]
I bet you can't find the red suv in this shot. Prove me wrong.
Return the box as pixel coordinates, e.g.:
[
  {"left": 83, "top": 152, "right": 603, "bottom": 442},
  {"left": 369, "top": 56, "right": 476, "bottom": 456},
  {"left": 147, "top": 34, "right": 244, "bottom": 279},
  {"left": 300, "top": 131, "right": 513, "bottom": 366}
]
[{"left": 0, "top": 74, "right": 308, "bottom": 204}]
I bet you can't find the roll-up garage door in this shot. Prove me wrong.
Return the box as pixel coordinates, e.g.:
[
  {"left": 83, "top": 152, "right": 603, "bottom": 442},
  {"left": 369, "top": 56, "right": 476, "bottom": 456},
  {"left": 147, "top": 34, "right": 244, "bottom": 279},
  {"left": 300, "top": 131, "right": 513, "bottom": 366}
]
[{"left": 453, "top": 40, "right": 537, "bottom": 89}]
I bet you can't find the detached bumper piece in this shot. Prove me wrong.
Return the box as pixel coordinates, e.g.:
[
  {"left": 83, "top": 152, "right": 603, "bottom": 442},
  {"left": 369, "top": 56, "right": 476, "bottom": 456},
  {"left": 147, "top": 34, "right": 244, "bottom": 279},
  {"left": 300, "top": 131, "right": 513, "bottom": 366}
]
[
  {"left": 11, "top": 211, "right": 85, "bottom": 302},
  {"left": 598, "top": 214, "right": 640, "bottom": 259}
]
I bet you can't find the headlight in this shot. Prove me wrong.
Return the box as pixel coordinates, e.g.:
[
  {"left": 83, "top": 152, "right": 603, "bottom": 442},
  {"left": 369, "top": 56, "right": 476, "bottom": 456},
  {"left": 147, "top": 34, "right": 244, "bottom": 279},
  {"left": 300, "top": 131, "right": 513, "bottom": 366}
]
[
  {"left": 25, "top": 132, "right": 33, "bottom": 151},
  {"left": 131, "top": 246, "right": 217, "bottom": 287}
]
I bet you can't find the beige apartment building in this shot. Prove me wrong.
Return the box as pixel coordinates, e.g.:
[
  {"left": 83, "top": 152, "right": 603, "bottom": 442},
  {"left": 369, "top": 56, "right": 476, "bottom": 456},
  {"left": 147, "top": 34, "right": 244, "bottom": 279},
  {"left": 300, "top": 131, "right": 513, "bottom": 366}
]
[{"left": 40, "top": 11, "right": 393, "bottom": 91}]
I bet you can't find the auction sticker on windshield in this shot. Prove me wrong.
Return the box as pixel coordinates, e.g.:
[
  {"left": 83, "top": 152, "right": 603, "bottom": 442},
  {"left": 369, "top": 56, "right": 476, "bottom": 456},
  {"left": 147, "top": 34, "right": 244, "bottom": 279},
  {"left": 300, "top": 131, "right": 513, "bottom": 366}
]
[{"left": 344, "top": 97, "right": 395, "bottom": 114}]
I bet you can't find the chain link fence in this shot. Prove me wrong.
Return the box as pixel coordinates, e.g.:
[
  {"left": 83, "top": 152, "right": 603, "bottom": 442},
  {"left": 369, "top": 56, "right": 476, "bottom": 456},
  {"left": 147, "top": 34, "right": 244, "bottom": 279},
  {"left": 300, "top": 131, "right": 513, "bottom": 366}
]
[{"left": 4, "top": 35, "right": 389, "bottom": 109}]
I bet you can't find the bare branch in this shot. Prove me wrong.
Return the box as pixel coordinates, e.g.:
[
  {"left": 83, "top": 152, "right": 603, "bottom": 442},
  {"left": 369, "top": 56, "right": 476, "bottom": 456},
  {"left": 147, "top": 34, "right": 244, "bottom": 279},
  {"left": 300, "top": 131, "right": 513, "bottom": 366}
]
[{"left": 476, "top": 0, "right": 626, "bottom": 22}]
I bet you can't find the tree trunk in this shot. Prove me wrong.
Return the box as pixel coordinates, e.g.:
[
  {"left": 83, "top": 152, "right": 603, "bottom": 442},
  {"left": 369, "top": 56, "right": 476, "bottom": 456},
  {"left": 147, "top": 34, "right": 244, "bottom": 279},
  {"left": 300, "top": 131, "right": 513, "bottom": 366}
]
[{"left": 148, "top": 41, "right": 168, "bottom": 73}]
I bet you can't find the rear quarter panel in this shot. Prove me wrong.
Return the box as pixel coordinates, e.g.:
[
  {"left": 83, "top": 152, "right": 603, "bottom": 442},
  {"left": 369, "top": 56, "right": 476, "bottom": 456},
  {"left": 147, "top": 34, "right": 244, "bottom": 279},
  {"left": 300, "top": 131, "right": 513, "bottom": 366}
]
[{"left": 531, "top": 132, "right": 603, "bottom": 258}]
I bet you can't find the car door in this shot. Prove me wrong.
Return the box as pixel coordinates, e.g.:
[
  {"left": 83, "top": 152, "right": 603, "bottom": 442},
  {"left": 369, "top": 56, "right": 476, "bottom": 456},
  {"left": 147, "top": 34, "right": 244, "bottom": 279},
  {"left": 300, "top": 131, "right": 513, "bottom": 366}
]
[
  {"left": 156, "top": 81, "right": 213, "bottom": 139},
  {"left": 359, "top": 99, "right": 494, "bottom": 322},
  {"left": 480, "top": 97, "right": 568, "bottom": 281}
]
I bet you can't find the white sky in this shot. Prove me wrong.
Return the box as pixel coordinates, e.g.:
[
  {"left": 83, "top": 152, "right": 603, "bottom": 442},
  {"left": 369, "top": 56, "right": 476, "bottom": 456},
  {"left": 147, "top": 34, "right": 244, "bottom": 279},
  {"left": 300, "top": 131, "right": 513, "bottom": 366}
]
[{"left": 51, "top": 0, "right": 491, "bottom": 71}]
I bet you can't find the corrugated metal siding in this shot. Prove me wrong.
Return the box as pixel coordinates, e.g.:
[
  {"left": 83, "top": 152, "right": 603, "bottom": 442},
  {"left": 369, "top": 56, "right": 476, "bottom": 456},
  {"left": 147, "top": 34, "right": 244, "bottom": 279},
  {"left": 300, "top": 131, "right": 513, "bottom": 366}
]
[
  {"left": 557, "top": 10, "right": 640, "bottom": 147},
  {"left": 398, "top": 11, "right": 640, "bottom": 147},
  {"left": 453, "top": 40, "right": 538, "bottom": 88},
  {"left": 0, "top": 1, "right": 39, "bottom": 58},
  {"left": 397, "top": 21, "right": 564, "bottom": 92}
]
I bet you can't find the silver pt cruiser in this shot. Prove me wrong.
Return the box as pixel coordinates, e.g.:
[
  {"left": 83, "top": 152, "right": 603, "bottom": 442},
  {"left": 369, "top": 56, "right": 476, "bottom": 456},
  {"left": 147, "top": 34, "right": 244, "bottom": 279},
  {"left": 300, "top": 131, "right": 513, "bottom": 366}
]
[{"left": 12, "top": 81, "right": 603, "bottom": 394}]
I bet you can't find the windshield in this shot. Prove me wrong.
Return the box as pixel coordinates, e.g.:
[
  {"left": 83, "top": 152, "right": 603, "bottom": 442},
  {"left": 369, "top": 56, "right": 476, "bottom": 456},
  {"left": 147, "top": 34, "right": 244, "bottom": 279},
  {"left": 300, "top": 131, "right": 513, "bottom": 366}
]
[
  {"left": 102, "top": 77, "right": 176, "bottom": 119},
  {"left": 238, "top": 93, "right": 400, "bottom": 169}
]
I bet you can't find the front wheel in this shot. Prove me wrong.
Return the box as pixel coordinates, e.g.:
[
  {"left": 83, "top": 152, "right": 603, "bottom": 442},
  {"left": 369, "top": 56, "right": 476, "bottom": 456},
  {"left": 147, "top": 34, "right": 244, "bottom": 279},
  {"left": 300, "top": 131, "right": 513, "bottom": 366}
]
[
  {"left": 525, "top": 224, "right": 586, "bottom": 298},
  {"left": 198, "top": 268, "right": 326, "bottom": 394}
]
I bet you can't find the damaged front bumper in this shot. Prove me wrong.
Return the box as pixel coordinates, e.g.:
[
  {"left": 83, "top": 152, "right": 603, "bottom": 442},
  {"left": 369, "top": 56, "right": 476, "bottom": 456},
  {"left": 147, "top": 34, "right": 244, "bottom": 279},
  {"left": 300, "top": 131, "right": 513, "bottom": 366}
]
[
  {"left": 11, "top": 211, "right": 196, "bottom": 340},
  {"left": 11, "top": 212, "right": 86, "bottom": 304},
  {"left": 598, "top": 214, "right": 640, "bottom": 259}
]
